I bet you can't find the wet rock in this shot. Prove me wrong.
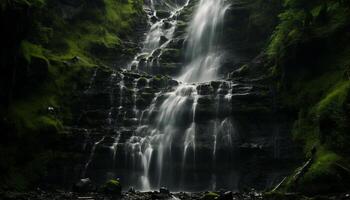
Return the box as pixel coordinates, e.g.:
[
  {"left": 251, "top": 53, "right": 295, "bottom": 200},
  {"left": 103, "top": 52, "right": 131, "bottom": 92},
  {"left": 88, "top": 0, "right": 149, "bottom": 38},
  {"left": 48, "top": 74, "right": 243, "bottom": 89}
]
[
  {"left": 100, "top": 179, "right": 122, "bottom": 196},
  {"left": 137, "top": 77, "right": 148, "bottom": 88},
  {"left": 151, "top": 15, "right": 158, "bottom": 23},
  {"left": 136, "top": 97, "right": 147, "bottom": 109},
  {"left": 195, "top": 103, "right": 215, "bottom": 122},
  {"left": 159, "top": 48, "right": 181, "bottom": 63},
  {"left": 163, "top": 21, "right": 172, "bottom": 29},
  {"left": 95, "top": 143, "right": 113, "bottom": 154},
  {"left": 158, "top": 63, "right": 182, "bottom": 75},
  {"left": 168, "top": 79, "right": 179, "bottom": 87},
  {"left": 128, "top": 187, "right": 135, "bottom": 193},
  {"left": 168, "top": 38, "right": 185, "bottom": 49},
  {"left": 197, "top": 84, "right": 213, "bottom": 95},
  {"left": 159, "top": 187, "right": 170, "bottom": 195},
  {"left": 149, "top": 77, "right": 164, "bottom": 88},
  {"left": 156, "top": 10, "right": 171, "bottom": 19},
  {"left": 101, "top": 136, "right": 115, "bottom": 145},
  {"left": 73, "top": 178, "right": 94, "bottom": 193},
  {"left": 160, "top": 35, "right": 168, "bottom": 45},
  {"left": 239, "top": 143, "right": 264, "bottom": 150},
  {"left": 123, "top": 118, "right": 138, "bottom": 126},
  {"left": 210, "top": 81, "right": 222, "bottom": 90},
  {"left": 151, "top": 48, "right": 162, "bottom": 57},
  {"left": 197, "top": 96, "right": 213, "bottom": 105},
  {"left": 219, "top": 191, "right": 233, "bottom": 200},
  {"left": 229, "top": 64, "right": 250, "bottom": 78},
  {"left": 174, "top": 20, "right": 188, "bottom": 36}
]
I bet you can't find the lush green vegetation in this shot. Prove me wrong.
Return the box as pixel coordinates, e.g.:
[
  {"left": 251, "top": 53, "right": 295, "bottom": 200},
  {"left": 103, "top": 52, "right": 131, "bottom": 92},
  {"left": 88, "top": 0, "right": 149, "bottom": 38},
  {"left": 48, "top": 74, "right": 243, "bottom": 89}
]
[
  {"left": 0, "top": 0, "right": 143, "bottom": 190},
  {"left": 267, "top": 0, "right": 350, "bottom": 194},
  {"left": 1, "top": 0, "right": 350, "bottom": 195}
]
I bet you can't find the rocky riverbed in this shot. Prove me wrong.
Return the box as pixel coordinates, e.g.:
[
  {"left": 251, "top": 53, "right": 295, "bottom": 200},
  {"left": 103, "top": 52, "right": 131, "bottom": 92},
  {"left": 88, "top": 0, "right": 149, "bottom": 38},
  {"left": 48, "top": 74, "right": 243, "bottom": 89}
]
[{"left": 1, "top": 189, "right": 350, "bottom": 200}]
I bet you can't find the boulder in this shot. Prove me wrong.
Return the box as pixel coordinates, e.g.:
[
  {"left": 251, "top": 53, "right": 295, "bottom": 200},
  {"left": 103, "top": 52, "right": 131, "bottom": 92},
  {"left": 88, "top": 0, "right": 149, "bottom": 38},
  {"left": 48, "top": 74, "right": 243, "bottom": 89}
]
[{"left": 100, "top": 179, "right": 122, "bottom": 196}]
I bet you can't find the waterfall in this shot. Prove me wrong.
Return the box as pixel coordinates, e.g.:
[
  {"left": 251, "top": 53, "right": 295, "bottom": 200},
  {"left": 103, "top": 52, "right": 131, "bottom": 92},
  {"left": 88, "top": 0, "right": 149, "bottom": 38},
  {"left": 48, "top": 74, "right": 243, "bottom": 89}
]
[
  {"left": 129, "top": 0, "right": 189, "bottom": 72},
  {"left": 131, "top": 0, "right": 229, "bottom": 190},
  {"left": 125, "top": 0, "right": 230, "bottom": 191},
  {"left": 178, "top": 0, "right": 230, "bottom": 83},
  {"left": 83, "top": 0, "right": 235, "bottom": 191},
  {"left": 74, "top": 0, "right": 299, "bottom": 191},
  {"left": 125, "top": 84, "right": 198, "bottom": 190}
]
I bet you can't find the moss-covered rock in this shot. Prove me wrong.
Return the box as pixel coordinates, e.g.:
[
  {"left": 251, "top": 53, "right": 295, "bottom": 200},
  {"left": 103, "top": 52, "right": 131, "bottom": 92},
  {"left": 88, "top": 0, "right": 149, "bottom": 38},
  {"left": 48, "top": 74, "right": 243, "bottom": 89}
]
[
  {"left": 266, "top": 0, "right": 350, "bottom": 195},
  {"left": 100, "top": 179, "right": 122, "bottom": 195}
]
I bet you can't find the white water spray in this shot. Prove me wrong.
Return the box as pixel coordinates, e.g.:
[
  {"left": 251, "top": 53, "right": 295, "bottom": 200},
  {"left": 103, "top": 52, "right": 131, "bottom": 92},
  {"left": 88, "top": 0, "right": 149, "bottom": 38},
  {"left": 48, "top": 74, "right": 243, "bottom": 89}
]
[{"left": 178, "top": 0, "right": 230, "bottom": 83}]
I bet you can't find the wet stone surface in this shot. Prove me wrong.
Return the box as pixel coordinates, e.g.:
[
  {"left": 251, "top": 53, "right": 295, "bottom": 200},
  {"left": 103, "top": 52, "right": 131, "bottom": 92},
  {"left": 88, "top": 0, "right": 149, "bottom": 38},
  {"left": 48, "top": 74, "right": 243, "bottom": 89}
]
[{"left": 2, "top": 190, "right": 350, "bottom": 200}]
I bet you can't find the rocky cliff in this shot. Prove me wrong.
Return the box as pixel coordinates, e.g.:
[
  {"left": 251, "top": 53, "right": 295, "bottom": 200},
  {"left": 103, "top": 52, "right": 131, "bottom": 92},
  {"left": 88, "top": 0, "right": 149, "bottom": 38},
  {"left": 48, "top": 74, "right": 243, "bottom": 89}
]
[{"left": 0, "top": 0, "right": 349, "bottom": 196}]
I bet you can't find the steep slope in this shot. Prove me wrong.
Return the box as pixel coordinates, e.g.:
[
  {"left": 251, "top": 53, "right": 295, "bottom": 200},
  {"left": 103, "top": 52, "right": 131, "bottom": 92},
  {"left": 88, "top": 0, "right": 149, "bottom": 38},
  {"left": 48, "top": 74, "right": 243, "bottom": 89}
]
[{"left": 0, "top": 0, "right": 145, "bottom": 190}]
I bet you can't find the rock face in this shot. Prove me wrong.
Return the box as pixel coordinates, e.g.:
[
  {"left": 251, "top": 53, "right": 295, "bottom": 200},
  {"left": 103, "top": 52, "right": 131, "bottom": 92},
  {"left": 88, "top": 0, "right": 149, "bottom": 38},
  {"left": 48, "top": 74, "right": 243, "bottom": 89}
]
[
  {"left": 130, "top": 0, "right": 281, "bottom": 78},
  {"left": 51, "top": 67, "right": 301, "bottom": 191},
  {"left": 217, "top": 0, "right": 281, "bottom": 75},
  {"left": 44, "top": 0, "right": 299, "bottom": 193},
  {"left": 38, "top": 0, "right": 302, "bottom": 192}
]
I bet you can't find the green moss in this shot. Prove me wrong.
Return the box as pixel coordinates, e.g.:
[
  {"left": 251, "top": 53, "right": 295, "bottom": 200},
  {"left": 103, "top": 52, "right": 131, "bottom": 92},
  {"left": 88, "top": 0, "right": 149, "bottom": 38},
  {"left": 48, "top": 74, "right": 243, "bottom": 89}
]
[
  {"left": 303, "top": 150, "right": 340, "bottom": 182},
  {"left": 267, "top": 9, "right": 307, "bottom": 57},
  {"left": 268, "top": 0, "right": 350, "bottom": 195},
  {"left": 1, "top": 0, "right": 144, "bottom": 191},
  {"left": 106, "top": 179, "right": 120, "bottom": 186},
  {"left": 20, "top": 40, "right": 46, "bottom": 62},
  {"left": 316, "top": 82, "right": 349, "bottom": 115},
  {"left": 202, "top": 192, "right": 220, "bottom": 200}
]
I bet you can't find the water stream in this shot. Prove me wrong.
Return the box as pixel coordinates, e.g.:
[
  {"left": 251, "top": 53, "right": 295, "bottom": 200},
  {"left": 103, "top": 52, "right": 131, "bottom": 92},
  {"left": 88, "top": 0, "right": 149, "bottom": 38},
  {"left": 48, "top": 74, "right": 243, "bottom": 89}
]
[
  {"left": 126, "top": 0, "right": 230, "bottom": 190},
  {"left": 83, "top": 0, "right": 241, "bottom": 191},
  {"left": 129, "top": 0, "right": 190, "bottom": 73}
]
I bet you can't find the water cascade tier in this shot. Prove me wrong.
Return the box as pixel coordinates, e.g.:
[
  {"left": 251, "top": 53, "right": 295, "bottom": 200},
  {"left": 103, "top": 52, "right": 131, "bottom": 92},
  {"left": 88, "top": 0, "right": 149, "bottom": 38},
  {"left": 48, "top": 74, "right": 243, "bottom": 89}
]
[
  {"left": 59, "top": 0, "right": 300, "bottom": 192},
  {"left": 129, "top": 0, "right": 189, "bottom": 74}
]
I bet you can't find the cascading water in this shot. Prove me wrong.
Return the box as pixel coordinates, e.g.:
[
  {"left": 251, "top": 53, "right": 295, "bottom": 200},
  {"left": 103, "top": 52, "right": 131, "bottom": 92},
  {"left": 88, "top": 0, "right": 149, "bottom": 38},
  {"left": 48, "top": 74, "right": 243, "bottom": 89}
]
[
  {"left": 178, "top": 0, "right": 230, "bottom": 83},
  {"left": 122, "top": 0, "right": 230, "bottom": 191},
  {"left": 129, "top": 0, "right": 189, "bottom": 73},
  {"left": 84, "top": 0, "right": 234, "bottom": 190},
  {"left": 75, "top": 0, "right": 299, "bottom": 192}
]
